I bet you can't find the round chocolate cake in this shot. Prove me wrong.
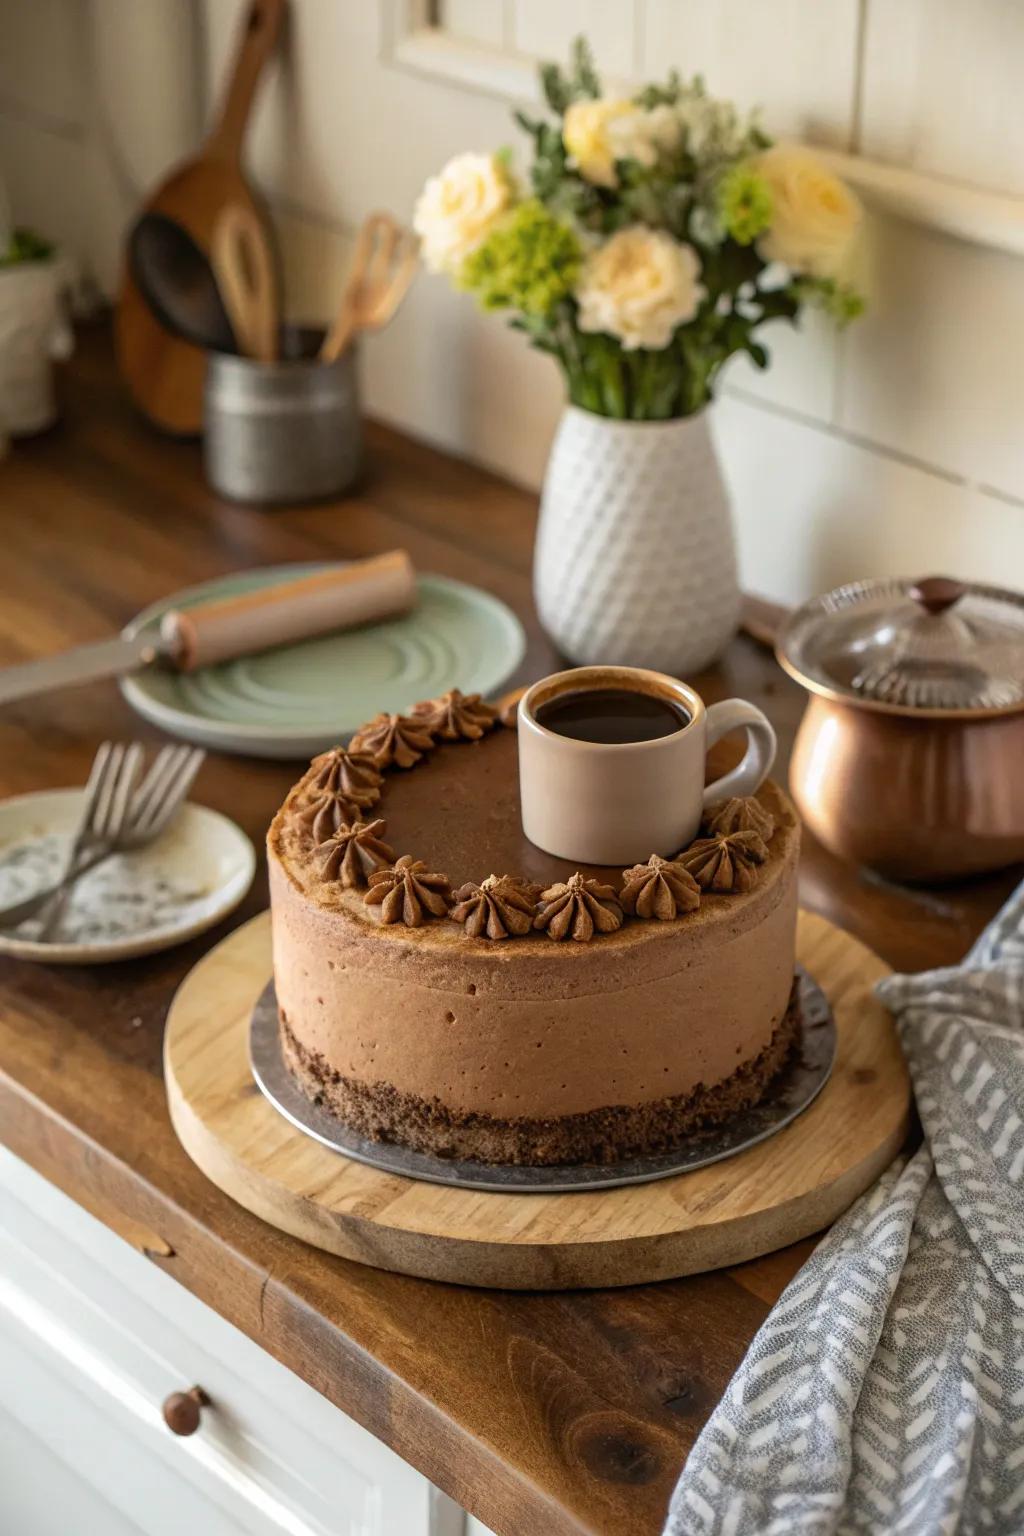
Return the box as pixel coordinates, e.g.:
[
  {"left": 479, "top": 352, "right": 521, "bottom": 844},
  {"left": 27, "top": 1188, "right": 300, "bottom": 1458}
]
[{"left": 267, "top": 690, "right": 800, "bottom": 1165}]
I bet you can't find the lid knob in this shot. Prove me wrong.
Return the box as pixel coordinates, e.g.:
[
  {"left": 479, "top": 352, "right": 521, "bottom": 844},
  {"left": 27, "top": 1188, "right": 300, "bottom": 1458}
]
[{"left": 909, "top": 576, "right": 966, "bottom": 616}]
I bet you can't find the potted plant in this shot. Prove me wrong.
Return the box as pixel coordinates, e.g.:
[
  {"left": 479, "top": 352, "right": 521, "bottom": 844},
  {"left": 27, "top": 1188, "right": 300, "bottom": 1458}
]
[
  {"left": 0, "top": 203, "right": 70, "bottom": 440},
  {"left": 414, "top": 41, "right": 863, "bottom": 673}
]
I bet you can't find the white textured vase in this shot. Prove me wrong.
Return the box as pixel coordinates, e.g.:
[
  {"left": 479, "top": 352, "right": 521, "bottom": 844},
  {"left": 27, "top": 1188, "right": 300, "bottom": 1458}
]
[{"left": 534, "top": 406, "right": 741, "bottom": 675}]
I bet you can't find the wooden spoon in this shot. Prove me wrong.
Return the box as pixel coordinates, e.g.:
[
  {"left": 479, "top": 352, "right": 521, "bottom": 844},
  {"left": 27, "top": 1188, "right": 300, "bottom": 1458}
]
[
  {"left": 115, "top": 0, "right": 285, "bottom": 433},
  {"left": 211, "top": 203, "right": 278, "bottom": 361},
  {"left": 319, "top": 213, "right": 418, "bottom": 363}
]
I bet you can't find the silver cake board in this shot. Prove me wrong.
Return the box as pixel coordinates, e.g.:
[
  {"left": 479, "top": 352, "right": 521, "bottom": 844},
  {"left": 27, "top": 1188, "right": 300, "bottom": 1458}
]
[{"left": 249, "top": 966, "right": 835, "bottom": 1195}]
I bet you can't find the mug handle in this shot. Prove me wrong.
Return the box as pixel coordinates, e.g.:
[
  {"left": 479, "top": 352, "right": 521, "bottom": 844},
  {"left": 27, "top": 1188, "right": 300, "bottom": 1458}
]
[{"left": 701, "top": 699, "right": 777, "bottom": 809}]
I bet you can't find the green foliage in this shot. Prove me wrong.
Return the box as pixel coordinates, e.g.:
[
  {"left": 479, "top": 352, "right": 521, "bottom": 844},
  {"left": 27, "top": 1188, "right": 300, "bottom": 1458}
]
[
  {"left": 570, "top": 36, "right": 601, "bottom": 100},
  {"left": 0, "top": 226, "right": 53, "bottom": 266},
  {"left": 538, "top": 36, "right": 601, "bottom": 115},
  {"left": 634, "top": 71, "right": 685, "bottom": 110},
  {"left": 460, "top": 201, "right": 581, "bottom": 317}
]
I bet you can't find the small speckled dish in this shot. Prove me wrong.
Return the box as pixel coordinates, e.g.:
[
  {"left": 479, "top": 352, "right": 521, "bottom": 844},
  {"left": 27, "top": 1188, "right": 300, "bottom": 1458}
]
[{"left": 0, "top": 789, "right": 255, "bottom": 964}]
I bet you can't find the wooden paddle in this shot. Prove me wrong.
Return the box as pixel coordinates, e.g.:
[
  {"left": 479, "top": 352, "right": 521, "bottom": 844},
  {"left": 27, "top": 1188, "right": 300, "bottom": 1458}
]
[
  {"left": 114, "top": 0, "right": 285, "bottom": 435},
  {"left": 211, "top": 202, "right": 278, "bottom": 362}
]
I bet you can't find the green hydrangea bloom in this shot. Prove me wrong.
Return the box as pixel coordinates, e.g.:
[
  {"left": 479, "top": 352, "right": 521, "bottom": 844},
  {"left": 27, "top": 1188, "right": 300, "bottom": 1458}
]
[
  {"left": 716, "top": 164, "right": 772, "bottom": 246},
  {"left": 793, "top": 275, "right": 865, "bottom": 326},
  {"left": 460, "top": 199, "right": 581, "bottom": 317}
]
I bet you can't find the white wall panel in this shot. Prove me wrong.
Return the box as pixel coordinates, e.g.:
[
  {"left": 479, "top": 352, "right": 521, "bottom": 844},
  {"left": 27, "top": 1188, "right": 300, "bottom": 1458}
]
[
  {"left": 642, "top": 0, "right": 859, "bottom": 147},
  {"left": 90, "top": 0, "right": 203, "bottom": 195},
  {"left": 860, "top": 0, "right": 1024, "bottom": 196},
  {"left": 512, "top": 0, "right": 638, "bottom": 76},
  {"left": 0, "top": 0, "right": 85, "bottom": 128},
  {"left": 440, "top": 0, "right": 507, "bottom": 48},
  {"left": 713, "top": 393, "right": 1024, "bottom": 604},
  {"left": 0, "top": 112, "right": 126, "bottom": 290},
  {"left": 722, "top": 309, "right": 839, "bottom": 425},
  {"left": 838, "top": 216, "right": 1024, "bottom": 504}
]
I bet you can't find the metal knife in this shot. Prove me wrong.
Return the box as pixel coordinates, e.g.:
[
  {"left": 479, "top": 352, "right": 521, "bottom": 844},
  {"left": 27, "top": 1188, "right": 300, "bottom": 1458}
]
[{"left": 0, "top": 551, "right": 416, "bottom": 708}]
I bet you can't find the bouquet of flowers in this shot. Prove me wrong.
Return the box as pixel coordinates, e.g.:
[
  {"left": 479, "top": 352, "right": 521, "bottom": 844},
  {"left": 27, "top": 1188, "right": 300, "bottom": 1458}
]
[{"left": 414, "top": 40, "right": 863, "bottom": 421}]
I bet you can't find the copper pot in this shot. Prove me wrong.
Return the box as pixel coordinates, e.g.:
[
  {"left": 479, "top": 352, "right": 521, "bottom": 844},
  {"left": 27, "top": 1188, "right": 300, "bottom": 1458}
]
[{"left": 778, "top": 577, "right": 1024, "bottom": 883}]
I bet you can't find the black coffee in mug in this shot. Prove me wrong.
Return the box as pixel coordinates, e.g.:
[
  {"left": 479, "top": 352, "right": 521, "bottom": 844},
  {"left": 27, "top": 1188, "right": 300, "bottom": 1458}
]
[{"left": 534, "top": 686, "right": 691, "bottom": 745}]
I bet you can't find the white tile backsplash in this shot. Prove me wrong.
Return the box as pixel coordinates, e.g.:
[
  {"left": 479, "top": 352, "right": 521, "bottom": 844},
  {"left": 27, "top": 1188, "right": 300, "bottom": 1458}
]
[
  {"left": 714, "top": 393, "right": 1024, "bottom": 603},
  {"left": 512, "top": 0, "right": 638, "bottom": 77},
  {"left": 838, "top": 215, "right": 1024, "bottom": 504},
  {"left": 0, "top": 0, "right": 86, "bottom": 128},
  {"left": 860, "top": 0, "right": 1024, "bottom": 196},
  {"left": 723, "top": 308, "right": 840, "bottom": 426},
  {"left": 642, "top": 0, "right": 860, "bottom": 147}
]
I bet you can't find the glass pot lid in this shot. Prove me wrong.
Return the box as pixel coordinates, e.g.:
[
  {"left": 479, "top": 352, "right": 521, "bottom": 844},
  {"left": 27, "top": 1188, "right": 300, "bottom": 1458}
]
[{"left": 776, "top": 576, "right": 1024, "bottom": 716}]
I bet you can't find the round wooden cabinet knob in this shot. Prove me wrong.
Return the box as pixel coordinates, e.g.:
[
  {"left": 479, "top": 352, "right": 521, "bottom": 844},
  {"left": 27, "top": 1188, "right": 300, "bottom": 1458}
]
[{"left": 162, "top": 1385, "right": 209, "bottom": 1436}]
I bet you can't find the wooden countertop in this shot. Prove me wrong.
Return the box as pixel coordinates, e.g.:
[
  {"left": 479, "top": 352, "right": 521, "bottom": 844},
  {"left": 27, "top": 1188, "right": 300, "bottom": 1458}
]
[{"left": 0, "top": 326, "right": 1016, "bottom": 1536}]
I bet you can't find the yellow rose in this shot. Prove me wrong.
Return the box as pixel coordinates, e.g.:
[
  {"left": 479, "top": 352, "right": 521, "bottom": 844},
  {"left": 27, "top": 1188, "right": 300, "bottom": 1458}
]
[
  {"left": 563, "top": 97, "right": 633, "bottom": 188},
  {"left": 756, "top": 145, "right": 861, "bottom": 278},
  {"left": 575, "top": 227, "right": 705, "bottom": 351},
  {"left": 413, "top": 152, "right": 512, "bottom": 274}
]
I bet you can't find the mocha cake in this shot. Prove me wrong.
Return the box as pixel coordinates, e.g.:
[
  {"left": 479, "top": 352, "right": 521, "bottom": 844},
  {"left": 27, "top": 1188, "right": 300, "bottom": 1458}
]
[{"left": 267, "top": 689, "right": 800, "bottom": 1166}]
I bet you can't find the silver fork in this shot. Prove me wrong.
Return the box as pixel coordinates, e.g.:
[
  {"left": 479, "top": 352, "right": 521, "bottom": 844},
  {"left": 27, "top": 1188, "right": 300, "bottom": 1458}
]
[
  {"left": 17, "top": 741, "right": 143, "bottom": 937},
  {"left": 0, "top": 743, "right": 206, "bottom": 933},
  {"left": 35, "top": 740, "right": 148, "bottom": 940}
]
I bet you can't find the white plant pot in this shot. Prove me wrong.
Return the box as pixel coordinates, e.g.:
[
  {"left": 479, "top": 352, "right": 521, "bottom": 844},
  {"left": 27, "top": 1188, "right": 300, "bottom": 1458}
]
[
  {"left": 0, "top": 259, "right": 71, "bottom": 437},
  {"left": 534, "top": 405, "right": 741, "bottom": 676}
]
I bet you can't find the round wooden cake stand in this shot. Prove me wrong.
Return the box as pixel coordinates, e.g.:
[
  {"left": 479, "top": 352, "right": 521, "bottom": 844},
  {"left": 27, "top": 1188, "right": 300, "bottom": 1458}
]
[{"left": 165, "top": 910, "right": 910, "bottom": 1290}]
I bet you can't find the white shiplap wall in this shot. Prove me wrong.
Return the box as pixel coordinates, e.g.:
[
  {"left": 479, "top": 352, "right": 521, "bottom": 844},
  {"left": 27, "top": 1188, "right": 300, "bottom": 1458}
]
[{"left": 1, "top": 0, "right": 1022, "bottom": 602}]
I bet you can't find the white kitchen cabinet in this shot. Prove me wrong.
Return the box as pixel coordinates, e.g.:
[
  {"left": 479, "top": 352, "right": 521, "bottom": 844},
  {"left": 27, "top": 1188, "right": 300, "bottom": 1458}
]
[
  {"left": 0, "top": 1403, "right": 145, "bottom": 1536},
  {"left": 0, "top": 1146, "right": 486, "bottom": 1536}
]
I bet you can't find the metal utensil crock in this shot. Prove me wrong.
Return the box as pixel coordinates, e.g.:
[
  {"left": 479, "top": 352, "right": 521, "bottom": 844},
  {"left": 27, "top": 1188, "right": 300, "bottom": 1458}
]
[
  {"left": 204, "top": 326, "right": 361, "bottom": 504},
  {"left": 777, "top": 576, "right": 1024, "bottom": 882}
]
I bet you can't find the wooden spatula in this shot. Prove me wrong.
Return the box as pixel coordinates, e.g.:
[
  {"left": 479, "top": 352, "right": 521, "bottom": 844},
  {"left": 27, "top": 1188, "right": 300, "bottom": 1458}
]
[
  {"left": 319, "top": 213, "right": 418, "bottom": 364},
  {"left": 211, "top": 203, "right": 278, "bottom": 362},
  {"left": 115, "top": 0, "right": 285, "bottom": 433}
]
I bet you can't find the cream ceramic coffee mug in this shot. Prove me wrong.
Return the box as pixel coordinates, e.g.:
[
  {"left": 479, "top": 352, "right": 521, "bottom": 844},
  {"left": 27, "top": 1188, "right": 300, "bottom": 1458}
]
[{"left": 518, "top": 666, "right": 776, "bottom": 865}]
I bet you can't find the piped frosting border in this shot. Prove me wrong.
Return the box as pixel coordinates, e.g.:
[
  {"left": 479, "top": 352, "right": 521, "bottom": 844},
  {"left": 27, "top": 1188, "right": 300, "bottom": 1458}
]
[{"left": 280, "top": 686, "right": 777, "bottom": 941}]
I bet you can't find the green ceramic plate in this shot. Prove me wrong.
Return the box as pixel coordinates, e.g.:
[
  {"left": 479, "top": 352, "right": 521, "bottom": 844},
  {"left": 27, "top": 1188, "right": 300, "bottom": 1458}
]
[{"left": 121, "top": 565, "right": 526, "bottom": 760}]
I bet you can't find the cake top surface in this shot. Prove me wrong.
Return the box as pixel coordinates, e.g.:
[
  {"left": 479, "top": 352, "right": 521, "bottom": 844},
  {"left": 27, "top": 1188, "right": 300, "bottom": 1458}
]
[{"left": 268, "top": 688, "right": 798, "bottom": 951}]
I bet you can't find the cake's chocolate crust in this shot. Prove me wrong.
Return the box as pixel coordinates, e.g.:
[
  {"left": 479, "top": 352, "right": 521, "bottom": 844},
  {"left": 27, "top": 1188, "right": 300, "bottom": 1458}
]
[{"left": 279, "top": 980, "right": 802, "bottom": 1167}]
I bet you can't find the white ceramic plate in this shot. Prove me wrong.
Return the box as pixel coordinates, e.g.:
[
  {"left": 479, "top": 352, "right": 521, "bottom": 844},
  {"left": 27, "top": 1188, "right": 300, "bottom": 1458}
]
[{"left": 0, "top": 789, "right": 255, "bottom": 964}]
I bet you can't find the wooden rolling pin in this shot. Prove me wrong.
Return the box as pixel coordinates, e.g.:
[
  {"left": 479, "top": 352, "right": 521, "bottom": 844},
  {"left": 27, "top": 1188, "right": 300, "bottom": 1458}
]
[
  {"left": 163, "top": 552, "right": 416, "bottom": 670},
  {"left": 0, "top": 551, "right": 417, "bottom": 706}
]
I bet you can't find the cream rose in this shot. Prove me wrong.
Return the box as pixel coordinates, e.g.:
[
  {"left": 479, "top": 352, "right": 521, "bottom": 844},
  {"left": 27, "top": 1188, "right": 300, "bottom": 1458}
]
[
  {"left": 755, "top": 145, "right": 861, "bottom": 278},
  {"left": 562, "top": 97, "right": 633, "bottom": 188},
  {"left": 575, "top": 227, "right": 705, "bottom": 351},
  {"left": 606, "top": 104, "right": 682, "bottom": 169},
  {"left": 413, "top": 152, "right": 512, "bottom": 274}
]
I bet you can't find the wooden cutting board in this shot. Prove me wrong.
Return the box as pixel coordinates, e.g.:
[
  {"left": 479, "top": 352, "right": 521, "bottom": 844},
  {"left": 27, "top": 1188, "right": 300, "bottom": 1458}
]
[
  {"left": 114, "top": 0, "right": 285, "bottom": 435},
  {"left": 165, "top": 908, "right": 910, "bottom": 1290}
]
